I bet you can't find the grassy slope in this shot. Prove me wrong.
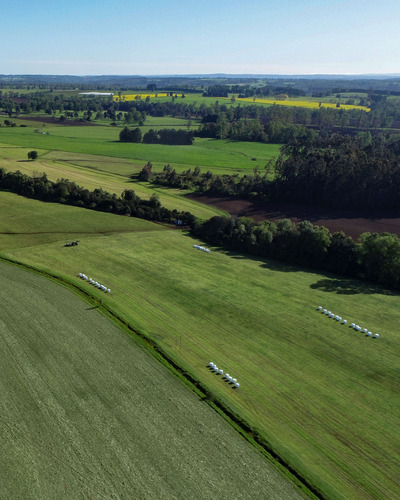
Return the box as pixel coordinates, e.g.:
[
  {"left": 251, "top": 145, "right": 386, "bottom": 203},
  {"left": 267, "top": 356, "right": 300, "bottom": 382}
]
[
  {"left": 0, "top": 147, "right": 226, "bottom": 221},
  {"left": 0, "top": 125, "right": 280, "bottom": 173},
  {"left": 1, "top": 192, "right": 399, "bottom": 499},
  {"left": 0, "top": 124, "right": 280, "bottom": 220},
  {"left": 0, "top": 259, "right": 301, "bottom": 500}
]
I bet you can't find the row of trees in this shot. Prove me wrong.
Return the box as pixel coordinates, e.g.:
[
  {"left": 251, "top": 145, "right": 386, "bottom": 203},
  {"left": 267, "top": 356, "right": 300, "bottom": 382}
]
[
  {"left": 192, "top": 216, "right": 400, "bottom": 289},
  {"left": 0, "top": 169, "right": 196, "bottom": 226},
  {"left": 119, "top": 127, "right": 142, "bottom": 143},
  {"left": 120, "top": 127, "right": 193, "bottom": 145}
]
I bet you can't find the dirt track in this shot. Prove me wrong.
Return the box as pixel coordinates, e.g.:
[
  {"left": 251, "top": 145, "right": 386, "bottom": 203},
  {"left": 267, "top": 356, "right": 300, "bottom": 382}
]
[{"left": 188, "top": 194, "right": 400, "bottom": 240}]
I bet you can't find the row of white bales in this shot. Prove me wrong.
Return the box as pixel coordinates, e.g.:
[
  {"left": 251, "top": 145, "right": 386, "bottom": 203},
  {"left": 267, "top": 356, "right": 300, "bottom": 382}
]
[
  {"left": 317, "top": 306, "right": 380, "bottom": 338},
  {"left": 209, "top": 362, "right": 240, "bottom": 388},
  {"left": 78, "top": 273, "right": 110, "bottom": 293},
  {"left": 194, "top": 244, "right": 210, "bottom": 253}
]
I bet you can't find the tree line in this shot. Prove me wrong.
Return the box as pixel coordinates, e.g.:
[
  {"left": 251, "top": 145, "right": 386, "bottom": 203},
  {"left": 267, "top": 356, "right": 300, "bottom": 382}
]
[
  {"left": 191, "top": 215, "right": 400, "bottom": 290},
  {"left": 149, "top": 133, "right": 400, "bottom": 210},
  {"left": 120, "top": 127, "right": 193, "bottom": 145},
  {"left": 0, "top": 169, "right": 196, "bottom": 226}
]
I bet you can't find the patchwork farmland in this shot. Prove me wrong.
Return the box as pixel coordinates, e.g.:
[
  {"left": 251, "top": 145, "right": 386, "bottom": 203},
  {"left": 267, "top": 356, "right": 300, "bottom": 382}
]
[
  {"left": 1, "top": 78, "right": 399, "bottom": 499},
  {"left": 0, "top": 192, "right": 399, "bottom": 499}
]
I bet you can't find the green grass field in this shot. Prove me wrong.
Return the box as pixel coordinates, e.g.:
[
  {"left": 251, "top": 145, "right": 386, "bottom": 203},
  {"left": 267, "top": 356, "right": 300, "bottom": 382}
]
[
  {"left": 0, "top": 125, "right": 280, "bottom": 174},
  {"left": 0, "top": 258, "right": 302, "bottom": 499},
  {"left": 1, "top": 192, "right": 399, "bottom": 499},
  {"left": 0, "top": 122, "right": 280, "bottom": 221},
  {"left": 0, "top": 147, "right": 226, "bottom": 220}
]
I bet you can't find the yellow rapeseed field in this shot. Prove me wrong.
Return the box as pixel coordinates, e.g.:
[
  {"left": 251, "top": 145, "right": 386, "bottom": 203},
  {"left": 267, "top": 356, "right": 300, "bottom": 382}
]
[{"left": 230, "top": 97, "right": 370, "bottom": 112}]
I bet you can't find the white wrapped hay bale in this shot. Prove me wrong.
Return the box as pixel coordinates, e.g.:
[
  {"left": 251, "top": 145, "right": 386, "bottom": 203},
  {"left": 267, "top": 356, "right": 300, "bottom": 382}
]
[
  {"left": 373, "top": 333, "right": 380, "bottom": 338},
  {"left": 234, "top": 382, "right": 240, "bottom": 388}
]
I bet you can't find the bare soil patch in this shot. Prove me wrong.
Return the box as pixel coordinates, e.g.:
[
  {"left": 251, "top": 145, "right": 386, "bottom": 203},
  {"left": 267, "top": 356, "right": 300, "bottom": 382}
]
[{"left": 188, "top": 194, "right": 400, "bottom": 240}]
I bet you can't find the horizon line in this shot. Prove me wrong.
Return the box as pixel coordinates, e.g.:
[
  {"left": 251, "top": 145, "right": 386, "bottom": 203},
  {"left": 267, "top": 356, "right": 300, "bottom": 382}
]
[{"left": 1, "top": 72, "right": 400, "bottom": 78}]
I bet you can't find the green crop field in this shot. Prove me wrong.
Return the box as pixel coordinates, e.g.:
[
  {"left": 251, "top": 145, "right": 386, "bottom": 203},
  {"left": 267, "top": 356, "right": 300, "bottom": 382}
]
[
  {"left": 0, "top": 258, "right": 302, "bottom": 499},
  {"left": 0, "top": 125, "right": 279, "bottom": 174},
  {"left": 1, "top": 192, "right": 399, "bottom": 499}
]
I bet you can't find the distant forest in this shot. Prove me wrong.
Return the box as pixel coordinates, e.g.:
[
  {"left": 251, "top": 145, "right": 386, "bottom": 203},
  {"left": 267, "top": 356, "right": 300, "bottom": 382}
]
[
  {"left": 1, "top": 73, "right": 400, "bottom": 93},
  {"left": 149, "top": 133, "right": 400, "bottom": 211}
]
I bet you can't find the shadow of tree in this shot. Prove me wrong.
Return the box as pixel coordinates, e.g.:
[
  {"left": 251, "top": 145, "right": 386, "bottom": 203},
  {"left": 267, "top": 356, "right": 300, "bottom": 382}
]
[
  {"left": 227, "top": 251, "right": 302, "bottom": 273},
  {"left": 310, "top": 278, "right": 395, "bottom": 296}
]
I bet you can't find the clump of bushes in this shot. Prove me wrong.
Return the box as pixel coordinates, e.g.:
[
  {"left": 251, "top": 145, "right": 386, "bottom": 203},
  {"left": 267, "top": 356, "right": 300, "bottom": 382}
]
[{"left": 120, "top": 127, "right": 193, "bottom": 145}]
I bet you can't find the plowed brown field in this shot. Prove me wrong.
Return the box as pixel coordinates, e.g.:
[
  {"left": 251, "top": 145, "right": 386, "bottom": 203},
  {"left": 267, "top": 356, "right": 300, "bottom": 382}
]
[{"left": 189, "top": 194, "right": 400, "bottom": 240}]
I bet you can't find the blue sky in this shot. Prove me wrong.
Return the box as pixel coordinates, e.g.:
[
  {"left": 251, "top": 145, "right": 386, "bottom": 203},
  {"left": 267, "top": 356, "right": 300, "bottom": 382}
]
[{"left": 2, "top": 0, "right": 399, "bottom": 75}]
